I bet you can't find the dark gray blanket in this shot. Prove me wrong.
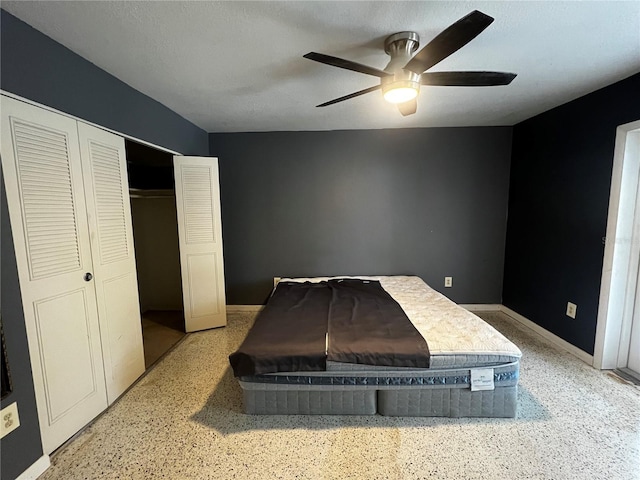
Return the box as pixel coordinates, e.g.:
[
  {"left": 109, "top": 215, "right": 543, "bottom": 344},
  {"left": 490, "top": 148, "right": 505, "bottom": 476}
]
[
  {"left": 326, "top": 279, "right": 431, "bottom": 368},
  {"left": 229, "top": 281, "right": 330, "bottom": 376},
  {"left": 229, "top": 279, "right": 430, "bottom": 377}
]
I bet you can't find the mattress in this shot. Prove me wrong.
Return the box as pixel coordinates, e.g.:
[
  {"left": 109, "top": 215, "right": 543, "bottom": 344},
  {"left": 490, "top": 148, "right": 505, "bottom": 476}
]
[
  {"left": 278, "top": 276, "right": 521, "bottom": 369},
  {"left": 235, "top": 276, "right": 521, "bottom": 417}
]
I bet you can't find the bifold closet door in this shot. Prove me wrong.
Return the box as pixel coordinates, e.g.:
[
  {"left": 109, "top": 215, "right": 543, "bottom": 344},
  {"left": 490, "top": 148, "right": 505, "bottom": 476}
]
[
  {"left": 0, "top": 96, "right": 108, "bottom": 454},
  {"left": 78, "top": 122, "right": 145, "bottom": 404},
  {"left": 174, "top": 156, "right": 227, "bottom": 332}
]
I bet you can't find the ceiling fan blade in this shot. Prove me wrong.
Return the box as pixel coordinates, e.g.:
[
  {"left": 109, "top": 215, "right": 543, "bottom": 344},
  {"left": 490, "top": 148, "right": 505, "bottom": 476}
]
[
  {"left": 304, "top": 52, "right": 392, "bottom": 78},
  {"left": 421, "top": 71, "right": 517, "bottom": 86},
  {"left": 404, "top": 10, "right": 494, "bottom": 74},
  {"left": 316, "top": 85, "right": 382, "bottom": 107},
  {"left": 397, "top": 99, "right": 417, "bottom": 116}
]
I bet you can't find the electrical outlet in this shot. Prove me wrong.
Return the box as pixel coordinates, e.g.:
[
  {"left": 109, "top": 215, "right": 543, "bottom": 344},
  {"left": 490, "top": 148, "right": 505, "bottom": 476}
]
[
  {"left": 1, "top": 402, "right": 20, "bottom": 438},
  {"left": 273, "top": 277, "right": 281, "bottom": 288},
  {"left": 566, "top": 302, "right": 577, "bottom": 319},
  {"left": 444, "top": 277, "right": 453, "bottom": 288}
]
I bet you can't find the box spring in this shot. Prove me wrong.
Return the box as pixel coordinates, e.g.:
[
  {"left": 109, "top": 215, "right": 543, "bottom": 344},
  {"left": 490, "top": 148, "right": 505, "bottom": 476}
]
[{"left": 239, "top": 361, "right": 519, "bottom": 417}]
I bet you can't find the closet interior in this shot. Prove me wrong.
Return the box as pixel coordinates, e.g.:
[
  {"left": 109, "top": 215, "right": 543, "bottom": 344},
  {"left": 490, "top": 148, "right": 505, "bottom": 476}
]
[{"left": 126, "top": 140, "right": 185, "bottom": 368}]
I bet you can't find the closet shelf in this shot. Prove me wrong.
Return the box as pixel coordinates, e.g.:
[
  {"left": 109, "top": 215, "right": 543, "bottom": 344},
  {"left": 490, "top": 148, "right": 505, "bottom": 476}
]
[{"left": 129, "top": 188, "right": 174, "bottom": 199}]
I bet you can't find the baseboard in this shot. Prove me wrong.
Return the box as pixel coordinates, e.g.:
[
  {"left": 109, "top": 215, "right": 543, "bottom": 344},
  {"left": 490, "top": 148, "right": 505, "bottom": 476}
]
[
  {"left": 500, "top": 305, "right": 594, "bottom": 366},
  {"left": 459, "top": 304, "right": 502, "bottom": 312},
  {"left": 16, "top": 455, "right": 50, "bottom": 480},
  {"left": 226, "top": 305, "right": 263, "bottom": 313}
]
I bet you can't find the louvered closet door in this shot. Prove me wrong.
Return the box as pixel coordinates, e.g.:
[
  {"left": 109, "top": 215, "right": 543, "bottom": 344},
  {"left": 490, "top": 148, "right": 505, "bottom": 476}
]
[
  {"left": 0, "top": 96, "right": 108, "bottom": 454},
  {"left": 174, "top": 156, "right": 227, "bottom": 331},
  {"left": 78, "top": 122, "right": 145, "bottom": 404}
]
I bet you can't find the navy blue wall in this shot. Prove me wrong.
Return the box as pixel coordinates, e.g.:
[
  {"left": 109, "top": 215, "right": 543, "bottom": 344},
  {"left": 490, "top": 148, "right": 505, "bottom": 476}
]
[
  {"left": 211, "top": 127, "right": 513, "bottom": 305},
  {"left": 503, "top": 73, "right": 640, "bottom": 355},
  {"left": 0, "top": 9, "right": 208, "bottom": 479}
]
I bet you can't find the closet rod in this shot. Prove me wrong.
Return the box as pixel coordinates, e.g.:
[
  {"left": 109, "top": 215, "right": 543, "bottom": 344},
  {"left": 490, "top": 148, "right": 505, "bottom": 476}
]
[{"left": 129, "top": 188, "right": 175, "bottom": 199}]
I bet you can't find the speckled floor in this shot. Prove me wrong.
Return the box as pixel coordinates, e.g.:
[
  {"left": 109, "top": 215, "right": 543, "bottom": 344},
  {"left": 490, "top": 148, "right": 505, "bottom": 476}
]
[{"left": 41, "top": 311, "right": 640, "bottom": 480}]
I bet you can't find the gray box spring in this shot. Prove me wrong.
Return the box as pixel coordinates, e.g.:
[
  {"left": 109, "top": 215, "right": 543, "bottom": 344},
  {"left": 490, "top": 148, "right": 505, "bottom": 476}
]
[{"left": 239, "top": 361, "right": 519, "bottom": 417}]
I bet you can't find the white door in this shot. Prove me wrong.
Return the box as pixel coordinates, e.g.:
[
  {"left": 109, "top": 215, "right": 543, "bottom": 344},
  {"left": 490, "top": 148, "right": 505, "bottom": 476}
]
[
  {"left": 620, "top": 177, "right": 640, "bottom": 379},
  {"left": 78, "top": 122, "right": 145, "bottom": 404},
  {"left": 173, "top": 156, "right": 227, "bottom": 331},
  {"left": 628, "top": 267, "right": 640, "bottom": 375},
  {"left": 1, "top": 96, "right": 108, "bottom": 453},
  {"left": 617, "top": 143, "right": 640, "bottom": 377}
]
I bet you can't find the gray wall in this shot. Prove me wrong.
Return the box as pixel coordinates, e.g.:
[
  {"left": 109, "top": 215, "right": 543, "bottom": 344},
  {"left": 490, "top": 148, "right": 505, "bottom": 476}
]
[
  {"left": 503, "top": 72, "right": 640, "bottom": 355},
  {"left": 210, "top": 127, "right": 513, "bottom": 305},
  {"left": 0, "top": 9, "right": 208, "bottom": 479}
]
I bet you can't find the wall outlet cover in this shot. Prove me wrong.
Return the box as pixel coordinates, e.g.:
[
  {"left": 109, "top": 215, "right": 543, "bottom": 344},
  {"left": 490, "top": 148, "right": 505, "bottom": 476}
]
[
  {"left": 566, "top": 302, "right": 577, "bottom": 319},
  {"left": 1, "top": 402, "right": 20, "bottom": 438},
  {"left": 445, "top": 277, "right": 453, "bottom": 287}
]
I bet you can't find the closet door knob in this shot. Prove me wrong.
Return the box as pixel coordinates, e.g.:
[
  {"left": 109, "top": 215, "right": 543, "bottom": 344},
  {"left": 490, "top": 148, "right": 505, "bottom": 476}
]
[{"left": 84, "top": 272, "right": 93, "bottom": 282}]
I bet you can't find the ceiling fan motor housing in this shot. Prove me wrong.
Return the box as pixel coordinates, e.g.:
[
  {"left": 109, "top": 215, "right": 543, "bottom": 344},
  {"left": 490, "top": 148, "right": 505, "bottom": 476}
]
[{"left": 382, "top": 31, "right": 421, "bottom": 99}]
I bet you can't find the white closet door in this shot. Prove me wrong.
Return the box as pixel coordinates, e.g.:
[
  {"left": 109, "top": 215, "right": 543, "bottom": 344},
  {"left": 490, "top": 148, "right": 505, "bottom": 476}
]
[
  {"left": 173, "top": 156, "right": 227, "bottom": 332},
  {"left": 78, "top": 122, "right": 145, "bottom": 404},
  {"left": 0, "top": 96, "right": 108, "bottom": 453}
]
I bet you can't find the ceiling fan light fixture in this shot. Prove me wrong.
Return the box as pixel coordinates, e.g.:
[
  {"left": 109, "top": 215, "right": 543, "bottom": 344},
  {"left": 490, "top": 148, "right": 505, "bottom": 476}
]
[
  {"left": 381, "top": 73, "right": 421, "bottom": 104},
  {"left": 383, "top": 85, "right": 419, "bottom": 104}
]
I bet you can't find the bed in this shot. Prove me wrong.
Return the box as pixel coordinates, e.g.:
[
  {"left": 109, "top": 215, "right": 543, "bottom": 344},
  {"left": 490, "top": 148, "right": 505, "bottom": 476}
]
[{"left": 229, "top": 276, "right": 521, "bottom": 417}]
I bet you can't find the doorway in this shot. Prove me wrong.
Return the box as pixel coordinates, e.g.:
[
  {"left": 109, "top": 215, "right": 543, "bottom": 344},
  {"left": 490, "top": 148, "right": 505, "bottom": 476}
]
[
  {"left": 126, "top": 140, "right": 186, "bottom": 368},
  {"left": 620, "top": 261, "right": 640, "bottom": 381},
  {"left": 616, "top": 145, "right": 640, "bottom": 381},
  {"left": 594, "top": 120, "right": 640, "bottom": 380}
]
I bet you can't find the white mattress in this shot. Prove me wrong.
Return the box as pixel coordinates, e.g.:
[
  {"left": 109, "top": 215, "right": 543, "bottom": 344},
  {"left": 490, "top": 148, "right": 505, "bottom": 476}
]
[{"left": 279, "top": 275, "right": 522, "bottom": 369}]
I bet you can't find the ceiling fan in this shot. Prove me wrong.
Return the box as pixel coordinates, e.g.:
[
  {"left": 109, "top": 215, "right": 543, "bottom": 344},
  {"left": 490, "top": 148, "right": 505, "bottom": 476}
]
[{"left": 303, "top": 10, "right": 516, "bottom": 116}]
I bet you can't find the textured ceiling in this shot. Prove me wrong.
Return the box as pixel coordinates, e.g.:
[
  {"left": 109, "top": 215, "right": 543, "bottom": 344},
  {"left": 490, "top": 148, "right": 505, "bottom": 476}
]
[{"left": 3, "top": 1, "right": 640, "bottom": 132}]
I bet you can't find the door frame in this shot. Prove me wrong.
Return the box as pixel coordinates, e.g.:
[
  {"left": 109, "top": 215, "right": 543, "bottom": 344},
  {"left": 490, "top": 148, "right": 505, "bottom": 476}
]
[{"left": 594, "top": 119, "right": 640, "bottom": 369}]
